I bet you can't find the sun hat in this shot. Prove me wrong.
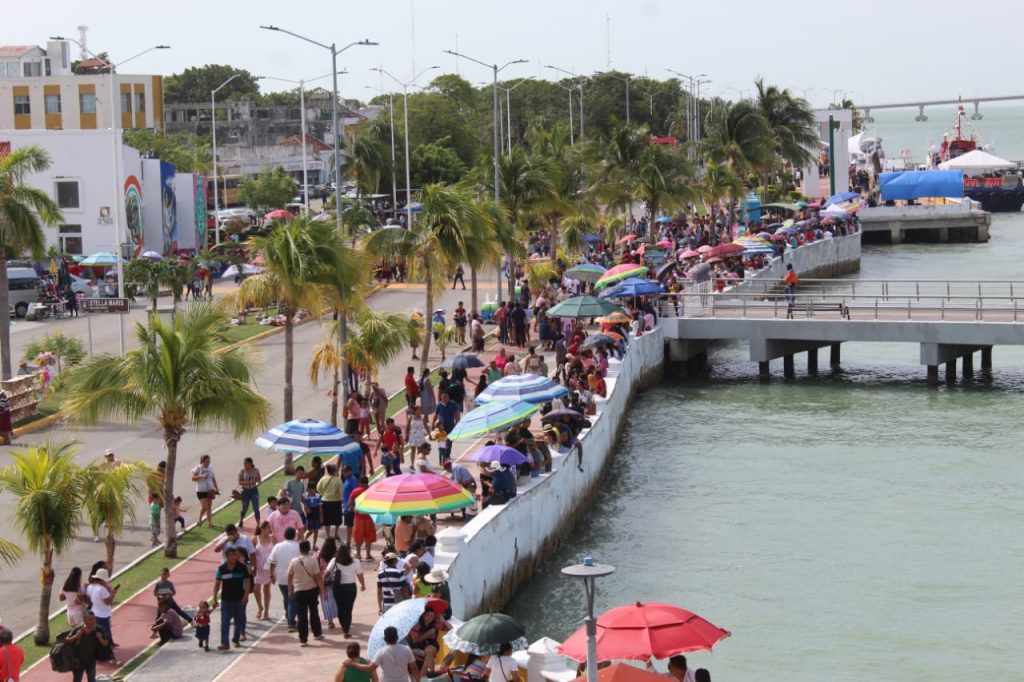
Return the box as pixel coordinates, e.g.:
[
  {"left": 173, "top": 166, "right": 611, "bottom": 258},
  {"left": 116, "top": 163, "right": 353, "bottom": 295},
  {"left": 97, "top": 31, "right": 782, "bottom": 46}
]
[
  {"left": 423, "top": 568, "right": 450, "bottom": 584},
  {"left": 104, "top": 449, "right": 115, "bottom": 457},
  {"left": 383, "top": 552, "right": 398, "bottom": 561},
  {"left": 485, "top": 460, "right": 503, "bottom": 473},
  {"left": 92, "top": 568, "right": 111, "bottom": 581}
]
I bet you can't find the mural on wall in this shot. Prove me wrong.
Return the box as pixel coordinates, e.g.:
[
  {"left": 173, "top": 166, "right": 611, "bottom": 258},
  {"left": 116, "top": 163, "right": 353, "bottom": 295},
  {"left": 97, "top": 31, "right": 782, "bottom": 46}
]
[
  {"left": 160, "top": 160, "right": 178, "bottom": 254},
  {"left": 193, "top": 175, "right": 207, "bottom": 250},
  {"left": 124, "top": 175, "right": 144, "bottom": 257}
]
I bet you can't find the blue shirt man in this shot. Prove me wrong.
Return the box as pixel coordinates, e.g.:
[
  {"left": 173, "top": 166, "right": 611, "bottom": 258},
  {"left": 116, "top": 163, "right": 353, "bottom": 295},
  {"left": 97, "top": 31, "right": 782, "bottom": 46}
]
[
  {"left": 433, "top": 395, "right": 459, "bottom": 432},
  {"left": 341, "top": 468, "right": 359, "bottom": 514}
]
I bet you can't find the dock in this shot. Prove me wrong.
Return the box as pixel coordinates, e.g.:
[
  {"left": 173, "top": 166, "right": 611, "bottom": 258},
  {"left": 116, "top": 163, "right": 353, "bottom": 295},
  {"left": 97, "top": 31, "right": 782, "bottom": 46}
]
[{"left": 858, "top": 201, "right": 991, "bottom": 244}]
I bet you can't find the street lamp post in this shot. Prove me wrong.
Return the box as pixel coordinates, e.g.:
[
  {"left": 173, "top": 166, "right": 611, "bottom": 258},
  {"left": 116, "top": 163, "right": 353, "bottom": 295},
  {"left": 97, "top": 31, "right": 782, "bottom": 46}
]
[
  {"left": 496, "top": 77, "right": 532, "bottom": 154},
  {"left": 260, "top": 25, "right": 377, "bottom": 409},
  {"left": 595, "top": 71, "right": 633, "bottom": 124},
  {"left": 546, "top": 65, "right": 585, "bottom": 139},
  {"left": 371, "top": 66, "right": 440, "bottom": 228},
  {"left": 211, "top": 74, "right": 241, "bottom": 244},
  {"left": 52, "top": 36, "right": 169, "bottom": 354},
  {"left": 552, "top": 82, "right": 575, "bottom": 146},
  {"left": 562, "top": 557, "right": 615, "bottom": 682},
  {"left": 365, "top": 85, "right": 399, "bottom": 217},
  {"left": 443, "top": 49, "right": 528, "bottom": 303}
]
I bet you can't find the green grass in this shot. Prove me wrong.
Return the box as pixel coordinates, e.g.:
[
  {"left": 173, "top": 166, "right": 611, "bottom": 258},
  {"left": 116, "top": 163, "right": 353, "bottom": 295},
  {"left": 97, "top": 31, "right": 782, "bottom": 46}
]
[
  {"left": 219, "top": 318, "right": 279, "bottom": 345},
  {"left": 13, "top": 453, "right": 310, "bottom": 669}
]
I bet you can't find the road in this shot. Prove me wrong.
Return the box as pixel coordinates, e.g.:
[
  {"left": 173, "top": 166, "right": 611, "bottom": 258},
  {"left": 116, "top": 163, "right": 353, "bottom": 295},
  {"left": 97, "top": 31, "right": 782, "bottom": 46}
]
[{"left": 0, "top": 278, "right": 486, "bottom": 635}]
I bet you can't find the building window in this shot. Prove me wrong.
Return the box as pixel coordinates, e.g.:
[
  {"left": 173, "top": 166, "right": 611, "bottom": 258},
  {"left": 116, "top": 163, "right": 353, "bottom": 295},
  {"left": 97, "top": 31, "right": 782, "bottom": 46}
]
[
  {"left": 135, "top": 92, "right": 145, "bottom": 113},
  {"left": 23, "top": 62, "right": 42, "bottom": 77},
  {"left": 79, "top": 93, "right": 97, "bottom": 114},
  {"left": 45, "top": 94, "right": 61, "bottom": 114},
  {"left": 55, "top": 181, "right": 80, "bottom": 209},
  {"left": 13, "top": 95, "right": 29, "bottom": 115},
  {"left": 59, "top": 225, "right": 83, "bottom": 255},
  {"left": 4, "top": 62, "right": 20, "bottom": 78},
  {"left": 120, "top": 92, "right": 132, "bottom": 115}
]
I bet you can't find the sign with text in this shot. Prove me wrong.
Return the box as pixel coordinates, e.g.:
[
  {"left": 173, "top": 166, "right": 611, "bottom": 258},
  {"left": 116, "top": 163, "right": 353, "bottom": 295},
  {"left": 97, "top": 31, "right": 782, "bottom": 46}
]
[{"left": 82, "top": 298, "right": 130, "bottom": 314}]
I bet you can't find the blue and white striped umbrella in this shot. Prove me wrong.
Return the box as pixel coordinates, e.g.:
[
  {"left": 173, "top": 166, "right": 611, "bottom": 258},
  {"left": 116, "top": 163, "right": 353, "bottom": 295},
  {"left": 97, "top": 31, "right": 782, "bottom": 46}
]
[
  {"left": 255, "top": 418, "right": 362, "bottom": 456},
  {"left": 475, "top": 373, "right": 569, "bottom": 405}
]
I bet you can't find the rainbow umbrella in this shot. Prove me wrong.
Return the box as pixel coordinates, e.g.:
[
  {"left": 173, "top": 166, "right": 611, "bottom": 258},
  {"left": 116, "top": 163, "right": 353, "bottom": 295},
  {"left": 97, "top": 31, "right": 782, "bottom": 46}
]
[
  {"left": 447, "top": 400, "right": 541, "bottom": 439},
  {"left": 595, "top": 263, "right": 649, "bottom": 290},
  {"left": 354, "top": 473, "right": 474, "bottom": 517}
]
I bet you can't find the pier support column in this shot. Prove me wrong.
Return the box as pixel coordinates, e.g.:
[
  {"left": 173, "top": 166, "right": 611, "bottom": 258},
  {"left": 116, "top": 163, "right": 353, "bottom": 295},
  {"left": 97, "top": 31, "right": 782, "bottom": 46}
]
[
  {"left": 962, "top": 352, "right": 974, "bottom": 378},
  {"left": 758, "top": 361, "right": 770, "bottom": 379},
  {"left": 783, "top": 354, "right": 795, "bottom": 378},
  {"left": 945, "top": 360, "right": 956, "bottom": 383},
  {"left": 981, "top": 347, "right": 992, "bottom": 370},
  {"left": 927, "top": 365, "right": 939, "bottom": 385},
  {"left": 830, "top": 343, "right": 841, "bottom": 367},
  {"left": 889, "top": 224, "right": 902, "bottom": 245},
  {"left": 807, "top": 349, "right": 818, "bottom": 374}
]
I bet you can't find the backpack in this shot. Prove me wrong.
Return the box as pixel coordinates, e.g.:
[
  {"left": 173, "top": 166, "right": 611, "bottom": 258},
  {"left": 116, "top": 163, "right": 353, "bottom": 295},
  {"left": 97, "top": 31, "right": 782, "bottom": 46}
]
[{"left": 49, "top": 628, "right": 80, "bottom": 673}]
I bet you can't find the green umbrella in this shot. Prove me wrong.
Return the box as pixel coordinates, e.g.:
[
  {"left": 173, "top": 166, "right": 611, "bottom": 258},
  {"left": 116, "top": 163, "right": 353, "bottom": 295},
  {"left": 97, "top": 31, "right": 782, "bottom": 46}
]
[
  {"left": 547, "top": 295, "right": 624, "bottom": 318},
  {"left": 566, "top": 262, "right": 607, "bottom": 283},
  {"left": 443, "top": 613, "right": 529, "bottom": 655}
]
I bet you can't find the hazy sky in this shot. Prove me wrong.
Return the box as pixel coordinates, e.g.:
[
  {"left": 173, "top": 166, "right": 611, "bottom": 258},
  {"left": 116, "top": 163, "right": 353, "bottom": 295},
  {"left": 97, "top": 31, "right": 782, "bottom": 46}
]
[{"left": 7, "top": 0, "right": 1023, "bottom": 109}]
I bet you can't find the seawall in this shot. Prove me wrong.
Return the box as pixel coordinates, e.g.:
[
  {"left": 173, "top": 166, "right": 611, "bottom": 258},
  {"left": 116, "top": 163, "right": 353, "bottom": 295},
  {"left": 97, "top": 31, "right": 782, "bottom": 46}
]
[
  {"left": 435, "top": 327, "right": 665, "bottom": 620},
  {"left": 731, "top": 232, "right": 861, "bottom": 294}
]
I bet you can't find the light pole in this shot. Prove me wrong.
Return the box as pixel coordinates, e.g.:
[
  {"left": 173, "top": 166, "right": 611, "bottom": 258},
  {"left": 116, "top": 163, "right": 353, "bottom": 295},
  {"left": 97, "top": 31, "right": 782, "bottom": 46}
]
[
  {"left": 443, "top": 49, "right": 528, "bottom": 303},
  {"left": 694, "top": 77, "right": 712, "bottom": 142},
  {"left": 667, "top": 70, "right": 707, "bottom": 142},
  {"left": 262, "top": 72, "right": 346, "bottom": 214},
  {"left": 260, "top": 25, "right": 377, "bottom": 409},
  {"left": 52, "top": 36, "right": 169, "bottom": 354},
  {"left": 552, "top": 82, "right": 575, "bottom": 146},
  {"left": 546, "top": 65, "right": 585, "bottom": 139},
  {"left": 211, "top": 73, "right": 241, "bottom": 244},
  {"left": 562, "top": 557, "right": 615, "bottom": 682},
  {"left": 364, "top": 85, "right": 399, "bottom": 216},
  {"left": 595, "top": 71, "right": 633, "bottom": 124},
  {"left": 371, "top": 66, "right": 439, "bottom": 228},
  {"left": 496, "top": 77, "right": 532, "bottom": 154}
]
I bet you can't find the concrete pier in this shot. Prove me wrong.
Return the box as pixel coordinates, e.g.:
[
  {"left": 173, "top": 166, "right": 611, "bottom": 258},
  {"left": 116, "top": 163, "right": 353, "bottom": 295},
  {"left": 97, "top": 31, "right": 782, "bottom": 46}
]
[
  {"left": 982, "top": 347, "right": 992, "bottom": 370},
  {"left": 963, "top": 352, "right": 974, "bottom": 378},
  {"left": 859, "top": 202, "right": 991, "bottom": 244},
  {"left": 830, "top": 343, "right": 841, "bottom": 367},
  {"left": 807, "top": 348, "right": 819, "bottom": 373},
  {"left": 783, "top": 354, "right": 795, "bottom": 378}
]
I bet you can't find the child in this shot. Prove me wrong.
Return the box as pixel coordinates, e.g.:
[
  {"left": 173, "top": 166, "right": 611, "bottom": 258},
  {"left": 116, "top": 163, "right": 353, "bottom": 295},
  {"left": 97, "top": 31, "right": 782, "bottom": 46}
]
[
  {"left": 266, "top": 496, "right": 279, "bottom": 514},
  {"left": 381, "top": 445, "right": 401, "bottom": 477},
  {"left": 302, "top": 482, "right": 323, "bottom": 548},
  {"left": 149, "top": 493, "right": 162, "bottom": 548},
  {"left": 172, "top": 496, "right": 186, "bottom": 530},
  {"left": 194, "top": 600, "right": 211, "bottom": 651},
  {"left": 153, "top": 567, "right": 193, "bottom": 626},
  {"left": 358, "top": 395, "right": 372, "bottom": 439}
]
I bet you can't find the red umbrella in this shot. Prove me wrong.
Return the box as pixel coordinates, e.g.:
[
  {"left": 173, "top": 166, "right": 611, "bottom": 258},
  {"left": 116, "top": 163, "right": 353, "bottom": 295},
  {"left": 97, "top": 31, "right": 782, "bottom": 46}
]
[
  {"left": 557, "top": 602, "right": 730, "bottom": 662},
  {"left": 572, "top": 664, "right": 668, "bottom": 682},
  {"left": 265, "top": 209, "right": 294, "bottom": 220},
  {"left": 617, "top": 234, "right": 639, "bottom": 245},
  {"left": 706, "top": 243, "right": 744, "bottom": 258}
]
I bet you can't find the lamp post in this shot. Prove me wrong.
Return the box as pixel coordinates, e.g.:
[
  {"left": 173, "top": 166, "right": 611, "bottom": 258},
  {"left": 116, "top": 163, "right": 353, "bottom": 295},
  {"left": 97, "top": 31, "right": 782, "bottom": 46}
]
[
  {"left": 496, "top": 77, "right": 533, "bottom": 155},
  {"left": 552, "top": 82, "right": 575, "bottom": 146},
  {"left": 562, "top": 557, "right": 615, "bottom": 682},
  {"left": 443, "top": 49, "right": 528, "bottom": 303},
  {"left": 666, "top": 70, "right": 706, "bottom": 142},
  {"left": 371, "top": 66, "right": 439, "bottom": 228},
  {"left": 595, "top": 71, "right": 633, "bottom": 124},
  {"left": 51, "top": 36, "right": 169, "bottom": 354},
  {"left": 546, "top": 65, "right": 585, "bottom": 139},
  {"left": 211, "top": 73, "right": 241, "bottom": 244},
  {"left": 365, "top": 85, "right": 399, "bottom": 216},
  {"left": 262, "top": 72, "right": 346, "bottom": 214},
  {"left": 260, "top": 25, "right": 377, "bottom": 409}
]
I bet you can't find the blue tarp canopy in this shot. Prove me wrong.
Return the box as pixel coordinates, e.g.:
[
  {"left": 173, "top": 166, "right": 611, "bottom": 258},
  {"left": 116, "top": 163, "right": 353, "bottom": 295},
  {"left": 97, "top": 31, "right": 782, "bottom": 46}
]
[{"left": 879, "top": 170, "right": 964, "bottom": 201}]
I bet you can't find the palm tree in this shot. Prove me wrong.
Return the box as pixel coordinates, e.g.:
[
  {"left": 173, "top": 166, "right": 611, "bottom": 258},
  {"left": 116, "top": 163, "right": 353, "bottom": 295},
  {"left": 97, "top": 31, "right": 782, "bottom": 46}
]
[
  {"left": 700, "top": 162, "right": 746, "bottom": 238},
  {"left": 460, "top": 197, "right": 518, "bottom": 313},
  {"left": 630, "top": 143, "right": 699, "bottom": 232},
  {"left": 237, "top": 218, "right": 345, "bottom": 421},
  {"left": 0, "top": 535, "right": 21, "bottom": 567},
  {"left": 701, "top": 100, "right": 775, "bottom": 175},
  {"left": 754, "top": 77, "right": 819, "bottom": 169},
  {"left": 559, "top": 215, "right": 596, "bottom": 255},
  {"left": 0, "top": 441, "right": 85, "bottom": 644},
  {"left": 62, "top": 302, "right": 271, "bottom": 558},
  {"left": 0, "top": 146, "right": 63, "bottom": 379},
  {"left": 346, "top": 125, "right": 391, "bottom": 198},
  {"left": 365, "top": 183, "right": 477, "bottom": 373},
  {"left": 83, "top": 460, "right": 149, "bottom": 571}
]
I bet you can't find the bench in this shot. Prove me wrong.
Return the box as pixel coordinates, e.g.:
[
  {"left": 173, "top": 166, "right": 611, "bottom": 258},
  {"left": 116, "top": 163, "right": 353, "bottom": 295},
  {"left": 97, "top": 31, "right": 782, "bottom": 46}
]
[{"left": 787, "top": 301, "right": 850, "bottom": 319}]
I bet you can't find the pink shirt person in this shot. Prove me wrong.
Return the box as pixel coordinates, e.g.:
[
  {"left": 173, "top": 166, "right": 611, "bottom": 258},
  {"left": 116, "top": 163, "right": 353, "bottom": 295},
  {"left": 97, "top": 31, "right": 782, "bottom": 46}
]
[{"left": 266, "top": 507, "right": 304, "bottom": 543}]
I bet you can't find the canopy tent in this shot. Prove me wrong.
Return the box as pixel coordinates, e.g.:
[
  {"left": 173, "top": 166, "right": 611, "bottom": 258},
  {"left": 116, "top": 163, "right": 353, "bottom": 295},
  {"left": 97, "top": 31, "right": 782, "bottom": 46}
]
[
  {"left": 879, "top": 170, "right": 964, "bottom": 201},
  {"left": 938, "top": 149, "right": 1017, "bottom": 176}
]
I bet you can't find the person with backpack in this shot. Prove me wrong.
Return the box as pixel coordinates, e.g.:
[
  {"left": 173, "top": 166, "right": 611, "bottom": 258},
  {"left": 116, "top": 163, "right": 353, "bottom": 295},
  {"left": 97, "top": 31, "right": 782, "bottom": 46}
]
[
  {"left": 62, "top": 612, "right": 109, "bottom": 682},
  {"left": 326, "top": 544, "right": 365, "bottom": 638}
]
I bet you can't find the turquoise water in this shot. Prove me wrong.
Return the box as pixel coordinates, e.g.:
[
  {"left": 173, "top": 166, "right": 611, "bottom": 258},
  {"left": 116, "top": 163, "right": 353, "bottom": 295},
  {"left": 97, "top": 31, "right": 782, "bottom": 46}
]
[
  {"left": 508, "top": 215, "right": 1024, "bottom": 681},
  {"left": 867, "top": 104, "right": 1024, "bottom": 164}
]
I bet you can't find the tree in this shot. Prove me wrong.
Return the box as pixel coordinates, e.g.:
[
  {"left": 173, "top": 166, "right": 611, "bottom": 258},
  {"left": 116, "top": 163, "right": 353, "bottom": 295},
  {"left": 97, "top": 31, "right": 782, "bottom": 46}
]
[
  {"left": 124, "top": 258, "right": 190, "bottom": 313},
  {"left": 700, "top": 162, "right": 746, "bottom": 233},
  {"left": 238, "top": 218, "right": 345, "bottom": 421},
  {"left": 0, "top": 145, "right": 63, "bottom": 380},
  {"left": 365, "top": 183, "right": 478, "bottom": 372},
  {"left": 239, "top": 167, "right": 296, "bottom": 214},
  {"left": 346, "top": 124, "right": 391, "bottom": 197},
  {"left": 21, "top": 331, "right": 86, "bottom": 377},
  {"left": 83, "top": 461, "right": 149, "bottom": 571},
  {"left": 122, "top": 130, "right": 212, "bottom": 174},
  {"left": 412, "top": 142, "right": 468, "bottom": 186},
  {"left": 62, "top": 303, "right": 271, "bottom": 557},
  {"left": 164, "top": 65, "right": 261, "bottom": 104},
  {"left": 701, "top": 100, "right": 775, "bottom": 175},
  {"left": 754, "top": 77, "right": 819, "bottom": 168},
  {"left": 0, "top": 441, "right": 85, "bottom": 644}
]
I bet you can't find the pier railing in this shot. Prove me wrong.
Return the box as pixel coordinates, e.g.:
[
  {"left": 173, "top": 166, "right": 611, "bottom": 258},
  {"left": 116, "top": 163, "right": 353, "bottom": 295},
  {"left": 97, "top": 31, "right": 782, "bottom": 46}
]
[{"left": 659, "top": 278, "right": 1024, "bottom": 322}]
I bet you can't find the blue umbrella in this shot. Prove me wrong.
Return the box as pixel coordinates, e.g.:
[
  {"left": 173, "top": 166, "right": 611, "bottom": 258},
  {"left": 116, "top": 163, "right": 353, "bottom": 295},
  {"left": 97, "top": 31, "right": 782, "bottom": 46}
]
[
  {"left": 475, "top": 374, "right": 569, "bottom": 405},
  {"left": 823, "top": 191, "right": 859, "bottom": 207},
  {"left": 441, "top": 353, "right": 485, "bottom": 370},
  {"left": 80, "top": 252, "right": 122, "bottom": 267},
  {"left": 601, "top": 277, "right": 666, "bottom": 298},
  {"left": 401, "top": 202, "right": 424, "bottom": 213},
  {"left": 368, "top": 598, "right": 432, "bottom": 656},
  {"left": 655, "top": 215, "right": 673, "bottom": 223},
  {"left": 255, "top": 418, "right": 362, "bottom": 456},
  {"left": 463, "top": 445, "right": 529, "bottom": 466},
  {"left": 583, "top": 234, "right": 603, "bottom": 243},
  {"left": 447, "top": 400, "right": 541, "bottom": 440}
]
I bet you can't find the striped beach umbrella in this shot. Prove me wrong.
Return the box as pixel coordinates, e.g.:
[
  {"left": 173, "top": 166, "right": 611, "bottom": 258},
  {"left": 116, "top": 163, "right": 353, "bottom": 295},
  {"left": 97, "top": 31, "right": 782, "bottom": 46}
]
[
  {"left": 447, "top": 400, "right": 541, "bottom": 439},
  {"left": 475, "top": 374, "right": 569, "bottom": 405},
  {"left": 566, "top": 262, "right": 607, "bottom": 283},
  {"left": 255, "top": 418, "right": 362, "bottom": 456},
  {"left": 80, "top": 252, "right": 121, "bottom": 267},
  {"left": 595, "top": 264, "right": 649, "bottom": 290},
  {"left": 354, "top": 473, "right": 474, "bottom": 517}
]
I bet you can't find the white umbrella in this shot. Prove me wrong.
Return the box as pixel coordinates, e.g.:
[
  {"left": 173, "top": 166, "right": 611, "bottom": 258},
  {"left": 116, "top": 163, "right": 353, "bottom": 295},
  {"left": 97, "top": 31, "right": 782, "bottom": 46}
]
[{"left": 221, "top": 264, "right": 263, "bottom": 279}]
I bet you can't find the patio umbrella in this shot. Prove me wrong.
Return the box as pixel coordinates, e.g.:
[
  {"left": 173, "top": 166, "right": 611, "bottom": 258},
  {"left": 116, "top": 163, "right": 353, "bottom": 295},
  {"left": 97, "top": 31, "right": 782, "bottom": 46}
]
[
  {"left": 441, "top": 353, "right": 485, "bottom": 370},
  {"left": 547, "top": 295, "right": 624, "bottom": 318},
  {"left": 556, "top": 601, "right": 731, "bottom": 662},
  {"left": 265, "top": 209, "right": 294, "bottom": 220},
  {"left": 463, "top": 445, "right": 529, "bottom": 467},
  {"left": 823, "top": 191, "right": 859, "bottom": 207},
  {"left": 677, "top": 249, "right": 699, "bottom": 259},
  {"left": 541, "top": 408, "right": 586, "bottom": 423},
  {"left": 354, "top": 473, "right": 474, "bottom": 518},
  {"left": 368, "top": 598, "right": 448, "bottom": 656},
  {"left": 140, "top": 250, "right": 163, "bottom": 260},
  {"left": 655, "top": 215, "right": 672, "bottom": 223},
  {"left": 656, "top": 240, "right": 673, "bottom": 248},
  {"left": 595, "top": 311, "right": 632, "bottom": 325},
  {"left": 572, "top": 664, "right": 674, "bottom": 682},
  {"left": 255, "top": 418, "right": 362, "bottom": 457},
  {"left": 696, "top": 245, "right": 713, "bottom": 254},
  {"left": 706, "top": 243, "right": 745, "bottom": 258},
  {"left": 566, "top": 263, "right": 607, "bottom": 283},
  {"left": 476, "top": 374, "right": 569, "bottom": 405},
  {"left": 444, "top": 613, "right": 529, "bottom": 656},
  {"left": 221, "top": 264, "right": 263, "bottom": 279},
  {"left": 655, "top": 262, "right": 677, "bottom": 281},
  {"left": 686, "top": 262, "right": 712, "bottom": 282},
  {"left": 80, "top": 252, "right": 121, "bottom": 267},
  {"left": 447, "top": 400, "right": 541, "bottom": 439},
  {"left": 603, "top": 278, "right": 666, "bottom": 298},
  {"left": 616, "top": 234, "right": 638, "bottom": 245},
  {"left": 580, "top": 334, "right": 615, "bottom": 351},
  {"left": 595, "top": 264, "right": 649, "bottom": 290}
]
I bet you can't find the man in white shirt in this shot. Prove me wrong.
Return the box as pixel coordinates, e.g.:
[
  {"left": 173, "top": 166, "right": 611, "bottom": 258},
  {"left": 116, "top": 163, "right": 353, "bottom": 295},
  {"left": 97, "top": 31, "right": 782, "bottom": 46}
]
[
  {"left": 666, "top": 655, "right": 696, "bottom": 682},
  {"left": 265, "top": 526, "right": 300, "bottom": 631},
  {"left": 370, "top": 625, "right": 419, "bottom": 682}
]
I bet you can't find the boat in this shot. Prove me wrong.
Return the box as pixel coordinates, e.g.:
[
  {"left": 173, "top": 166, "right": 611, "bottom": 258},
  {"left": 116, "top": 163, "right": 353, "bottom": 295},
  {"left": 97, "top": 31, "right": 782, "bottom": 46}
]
[{"left": 933, "top": 102, "right": 1024, "bottom": 212}]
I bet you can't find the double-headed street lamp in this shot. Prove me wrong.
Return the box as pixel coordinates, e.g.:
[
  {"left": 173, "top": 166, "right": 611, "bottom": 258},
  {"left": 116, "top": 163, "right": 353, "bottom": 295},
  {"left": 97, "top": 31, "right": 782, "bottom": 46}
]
[
  {"left": 371, "top": 66, "right": 439, "bottom": 228},
  {"left": 595, "top": 71, "right": 633, "bottom": 124},
  {"left": 51, "top": 36, "right": 169, "bottom": 354},
  {"left": 545, "top": 65, "right": 585, "bottom": 139},
  {"left": 552, "top": 82, "right": 576, "bottom": 146},
  {"left": 210, "top": 73, "right": 252, "bottom": 243},
  {"left": 443, "top": 49, "right": 528, "bottom": 302},
  {"left": 260, "top": 25, "right": 377, "bottom": 409},
  {"left": 364, "top": 84, "right": 399, "bottom": 215},
  {"left": 666, "top": 69, "right": 710, "bottom": 143},
  {"left": 496, "top": 77, "right": 533, "bottom": 155}
]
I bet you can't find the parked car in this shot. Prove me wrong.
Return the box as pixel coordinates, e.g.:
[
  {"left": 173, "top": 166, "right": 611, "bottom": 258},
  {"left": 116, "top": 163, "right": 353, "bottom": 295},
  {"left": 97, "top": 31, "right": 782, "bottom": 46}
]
[{"left": 7, "top": 267, "right": 40, "bottom": 318}]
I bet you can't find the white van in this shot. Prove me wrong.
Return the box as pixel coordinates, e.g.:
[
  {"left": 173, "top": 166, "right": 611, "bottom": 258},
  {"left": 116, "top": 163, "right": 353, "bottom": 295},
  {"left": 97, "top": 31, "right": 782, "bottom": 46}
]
[{"left": 7, "top": 267, "right": 40, "bottom": 317}]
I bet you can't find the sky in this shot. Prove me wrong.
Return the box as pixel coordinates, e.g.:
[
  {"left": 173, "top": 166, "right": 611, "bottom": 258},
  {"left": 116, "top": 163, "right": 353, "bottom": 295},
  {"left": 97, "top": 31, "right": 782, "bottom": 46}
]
[{"left": 6, "top": 0, "right": 1024, "bottom": 109}]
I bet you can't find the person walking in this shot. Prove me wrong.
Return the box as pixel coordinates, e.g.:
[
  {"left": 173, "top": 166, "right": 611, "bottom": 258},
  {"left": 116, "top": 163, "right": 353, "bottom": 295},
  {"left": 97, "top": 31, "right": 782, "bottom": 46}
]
[
  {"left": 784, "top": 263, "right": 799, "bottom": 307},
  {"left": 191, "top": 454, "right": 219, "bottom": 528},
  {"left": 349, "top": 476, "right": 377, "bottom": 561},
  {"left": 266, "top": 526, "right": 301, "bottom": 631},
  {"left": 0, "top": 627, "right": 24, "bottom": 681},
  {"left": 237, "top": 457, "right": 262, "bottom": 528},
  {"left": 212, "top": 546, "right": 251, "bottom": 650},
  {"left": 326, "top": 543, "right": 365, "bottom": 638},
  {"left": 65, "top": 613, "right": 110, "bottom": 682},
  {"left": 58, "top": 567, "right": 87, "bottom": 627},
  {"left": 287, "top": 540, "right": 326, "bottom": 646},
  {"left": 369, "top": 626, "right": 419, "bottom": 682},
  {"left": 418, "top": 369, "right": 435, "bottom": 418},
  {"left": 84, "top": 568, "right": 119, "bottom": 663},
  {"left": 251, "top": 521, "right": 275, "bottom": 620},
  {"left": 452, "top": 264, "right": 466, "bottom": 290},
  {"left": 317, "top": 464, "right": 344, "bottom": 542},
  {"left": 495, "top": 301, "right": 509, "bottom": 345}
]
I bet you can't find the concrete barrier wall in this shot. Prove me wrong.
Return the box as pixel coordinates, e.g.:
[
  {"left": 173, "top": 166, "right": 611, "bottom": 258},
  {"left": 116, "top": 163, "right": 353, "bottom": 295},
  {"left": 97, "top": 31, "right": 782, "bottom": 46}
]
[
  {"left": 434, "top": 327, "right": 665, "bottom": 620},
  {"left": 731, "top": 233, "right": 861, "bottom": 294}
]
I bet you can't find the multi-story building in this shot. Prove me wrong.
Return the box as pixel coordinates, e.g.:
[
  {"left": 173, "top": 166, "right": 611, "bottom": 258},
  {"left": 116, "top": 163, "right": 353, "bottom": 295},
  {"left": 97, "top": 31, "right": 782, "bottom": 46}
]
[{"left": 0, "top": 41, "right": 163, "bottom": 132}]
